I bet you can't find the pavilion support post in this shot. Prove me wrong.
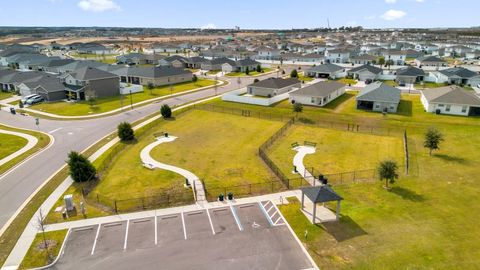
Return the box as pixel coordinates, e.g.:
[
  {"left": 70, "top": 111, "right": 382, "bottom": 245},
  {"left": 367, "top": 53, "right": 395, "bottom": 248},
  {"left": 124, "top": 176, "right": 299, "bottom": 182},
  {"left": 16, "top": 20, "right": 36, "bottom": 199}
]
[
  {"left": 312, "top": 203, "right": 317, "bottom": 224},
  {"left": 336, "top": 200, "right": 341, "bottom": 221}
]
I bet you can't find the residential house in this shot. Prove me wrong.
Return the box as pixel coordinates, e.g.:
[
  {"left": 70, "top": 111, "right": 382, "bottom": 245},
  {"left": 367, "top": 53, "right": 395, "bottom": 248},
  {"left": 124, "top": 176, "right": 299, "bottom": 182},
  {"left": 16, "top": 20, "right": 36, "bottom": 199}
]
[
  {"left": 63, "top": 67, "right": 119, "bottom": 100},
  {"left": 431, "top": 67, "right": 480, "bottom": 86},
  {"left": 395, "top": 66, "right": 425, "bottom": 86},
  {"left": 158, "top": 55, "right": 188, "bottom": 68},
  {"left": 289, "top": 81, "right": 345, "bottom": 107},
  {"left": 348, "top": 64, "right": 383, "bottom": 81},
  {"left": 380, "top": 50, "right": 407, "bottom": 65},
  {"left": 222, "top": 59, "right": 260, "bottom": 73},
  {"left": 113, "top": 66, "right": 193, "bottom": 87},
  {"left": 325, "top": 49, "right": 351, "bottom": 63},
  {"left": 415, "top": 56, "right": 446, "bottom": 67},
  {"left": 186, "top": 57, "right": 209, "bottom": 69},
  {"left": 255, "top": 46, "right": 281, "bottom": 60},
  {"left": 465, "top": 51, "right": 480, "bottom": 60},
  {"left": 356, "top": 82, "right": 401, "bottom": 113},
  {"left": 200, "top": 57, "right": 235, "bottom": 71},
  {"left": 420, "top": 86, "right": 480, "bottom": 116},
  {"left": 247, "top": 77, "right": 300, "bottom": 97},
  {"left": 305, "top": 63, "right": 345, "bottom": 79},
  {"left": 350, "top": 54, "right": 377, "bottom": 65}
]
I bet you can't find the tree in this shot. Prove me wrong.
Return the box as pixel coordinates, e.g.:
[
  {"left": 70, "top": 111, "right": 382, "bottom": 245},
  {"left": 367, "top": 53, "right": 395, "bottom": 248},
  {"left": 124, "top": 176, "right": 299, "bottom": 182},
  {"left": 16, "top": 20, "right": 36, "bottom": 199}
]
[
  {"left": 117, "top": 122, "right": 135, "bottom": 141},
  {"left": 85, "top": 88, "right": 96, "bottom": 108},
  {"left": 256, "top": 64, "right": 262, "bottom": 73},
  {"left": 293, "top": 102, "right": 303, "bottom": 117},
  {"left": 386, "top": 59, "right": 394, "bottom": 69},
  {"left": 192, "top": 74, "right": 198, "bottom": 82},
  {"left": 377, "top": 159, "right": 399, "bottom": 189},
  {"left": 245, "top": 67, "right": 250, "bottom": 75},
  {"left": 290, "top": 69, "right": 298, "bottom": 78},
  {"left": 160, "top": 104, "right": 172, "bottom": 118},
  {"left": 378, "top": 56, "right": 385, "bottom": 67},
  {"left": 68, "top": 151, "right": 96, "bottom": 182},
  {"left": 147, "top": 82, "right": 155, "bottom": 95},
  {"left": 36, "top": 209, "right": 53, "bottom": 264},
  {"left": 424, "top": 127, "right": 444, "bottom": 156},
  {"left": 18, "top": 100, "right": 24, "bottom": 108}
]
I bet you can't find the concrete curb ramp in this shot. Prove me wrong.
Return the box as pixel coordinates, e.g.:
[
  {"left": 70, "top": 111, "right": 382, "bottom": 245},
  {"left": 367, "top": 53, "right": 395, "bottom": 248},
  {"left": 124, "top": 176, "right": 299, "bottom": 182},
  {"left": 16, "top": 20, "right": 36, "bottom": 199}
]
[
  {"left": 0, "top": 129, "right": 38, "bottom": 167},
  {"left": 140, "top": 136, "right": 206, "bottom": 204}
]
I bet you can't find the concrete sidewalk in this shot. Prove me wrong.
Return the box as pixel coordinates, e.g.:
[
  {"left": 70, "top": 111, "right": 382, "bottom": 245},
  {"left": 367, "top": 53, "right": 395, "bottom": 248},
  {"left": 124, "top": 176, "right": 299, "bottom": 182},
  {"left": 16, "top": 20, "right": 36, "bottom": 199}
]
[
  {"left": 0, "top": 129, "right": 38, "bottom": 166},
  {"left": 292, "top": 145, "right": 321, "bottom": 186}
]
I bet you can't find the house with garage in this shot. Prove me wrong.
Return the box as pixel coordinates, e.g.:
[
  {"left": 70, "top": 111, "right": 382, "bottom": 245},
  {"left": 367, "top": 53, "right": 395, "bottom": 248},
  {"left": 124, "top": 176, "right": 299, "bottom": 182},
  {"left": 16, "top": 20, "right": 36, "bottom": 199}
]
[
  {"left": 255, "top": 46, "right": 281, "bottom": 60},
  {"left": 356, "top": 82, "right": 401, "bottom": 113},
  {"left": 431, "top": 67, "right": 480, "bottom": 86},
  {"left": 350, "top": 54, "right": 377, "bottom": 65},
  {"left": 395, "top": 66, "right": 425, "bottom": 87},
  {"left": 414, "top": 55, "right": 446, "bottom": 67},
  {"left": 76, "top": 43, "right": 115, "bottom": 55},
  {"left": 380, "top": 50, "right": 407, "bottom": 65},
  {"left": 55, "top": 60, "right": 106, "bottom": 74},
  {"left": 325, "top": 49, "right": 351, "bottom": 63},
  {"left": 115, "top": 66, "right": 193, "bottom": 87},
  {"left": 116, "top": 53, "right": 148, "bottom": 65},
  {"left": 200, "top": 57, "right": 235, "bottom": 71},
  {"left": 222, "top": 58, "right": 260, "bottom": 73},
  {"left": 63, "top": 67, "right": 119, "bottom": 100},
  {"left": 158, "top": 55, "right": 188, "bottom": 68},
  {"left": 17, "top": 75, "right": 66, "bottom": 101},
  {"left": 247, "top": 77, "right": 300, "bottom": 97},
  {"left": 420, "top": 86, "right": 480, "bottom": 116},
  {"left": 348, "top": 64, "right": 383, "bottom": 81},
  {"left": 186, "top": 57, "right": 209, "bottom": 69},
  {"left": 465, "top": 50, "right": 480, "bottom": 60},
  {"left": 289, "top": 81, "right": 345, "bottom": 107},
  {"left": 305, "top": 63, "right": 345, "bottom": 79}
]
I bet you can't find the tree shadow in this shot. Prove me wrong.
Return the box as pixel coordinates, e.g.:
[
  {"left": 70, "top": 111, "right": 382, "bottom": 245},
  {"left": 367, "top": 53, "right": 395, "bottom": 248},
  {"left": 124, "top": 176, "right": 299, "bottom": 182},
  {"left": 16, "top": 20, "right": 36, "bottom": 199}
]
[
  {"left": 390, "top": 186, "right": 425, "bottom": 202},
  {"left": 434, "top": 154, "right": 469, "bottom": 164},
  {"left": 320, "top": 215, "right": 367, "bottom": 242}
]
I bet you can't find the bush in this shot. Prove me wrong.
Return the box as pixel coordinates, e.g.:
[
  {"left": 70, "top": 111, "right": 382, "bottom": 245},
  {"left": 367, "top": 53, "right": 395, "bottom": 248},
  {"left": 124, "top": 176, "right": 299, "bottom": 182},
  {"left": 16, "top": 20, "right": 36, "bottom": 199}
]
[
  {"left": 160, "top": 104, "right": 172, "bottom": 118},
  {"left": 68, "top": 151, "right": 96, "bottom": 182},
  {"left": 256, "top": 64, "right": 262, "bottom": 73},
  {"left": 117, "top": 122, "right": 135, "bottom": 141},
  {"left": 192, "top": 74, "right": 198, "bottom": 82},
  {"left": 18, "top": 100, "right": 24, "bottom": 108},
  {"left": 290, "top": 69, "right": 298, "bottom": 78},
  {"left": 245, "top": 67, "right": 250, "bottom": 75},
  {"left": 147, "top": 82, "right": 154, "bottom": 90}
]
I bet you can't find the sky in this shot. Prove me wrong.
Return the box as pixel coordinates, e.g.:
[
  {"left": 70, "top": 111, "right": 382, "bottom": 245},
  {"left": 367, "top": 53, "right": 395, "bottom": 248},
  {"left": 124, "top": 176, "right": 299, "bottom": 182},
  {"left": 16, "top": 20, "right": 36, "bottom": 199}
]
[{"left": 0, "top": 0, "right": 478, "bottom": 29}]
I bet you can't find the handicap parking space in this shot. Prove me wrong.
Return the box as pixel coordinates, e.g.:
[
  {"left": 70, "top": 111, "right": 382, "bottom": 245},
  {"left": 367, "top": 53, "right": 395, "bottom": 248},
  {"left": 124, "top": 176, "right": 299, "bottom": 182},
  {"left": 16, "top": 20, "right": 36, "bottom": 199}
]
[
  {"left": 127, "top": 217, "right": 155, "bottom": 250},
  {"left": 183, "top": 210, "right": 213, "bottom": 239},
  {"left": 93, "top": 221, "right": 127, "bottom": 255},
  {"left": 60, "top": 225, "right": 98, "bottom": 262},
  {"left": 234, "top": 203, "right": 271, "bottom": 230},
  {"left": 156, "top": 214, "right": 184, "bottom": 245},
  {"left": 261, "top": 200, "right": 285, "bottom": 226},
  {"left": 208, "top": 207, "right": 240, "bottom": 235}
]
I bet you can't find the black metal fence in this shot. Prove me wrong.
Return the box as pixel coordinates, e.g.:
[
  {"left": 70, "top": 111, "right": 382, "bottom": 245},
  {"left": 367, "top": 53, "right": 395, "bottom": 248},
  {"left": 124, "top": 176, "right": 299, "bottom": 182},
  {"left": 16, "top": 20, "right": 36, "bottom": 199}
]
[
  {"left": 204, "top": 180, "right": 287, "bottom": 201},
  {"left": 194, "top": 103, "right": 291, "bottom": 123}
]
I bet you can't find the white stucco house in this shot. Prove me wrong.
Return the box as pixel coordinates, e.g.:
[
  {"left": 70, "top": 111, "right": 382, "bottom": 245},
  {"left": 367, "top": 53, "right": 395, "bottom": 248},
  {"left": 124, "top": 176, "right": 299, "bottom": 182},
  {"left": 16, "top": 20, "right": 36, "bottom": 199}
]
[
  {"left": 420, "top": 86, "right": 480, "bottom": 116},
  {"left": 289, "top": 81, "right": 345, "bottom": 107}
]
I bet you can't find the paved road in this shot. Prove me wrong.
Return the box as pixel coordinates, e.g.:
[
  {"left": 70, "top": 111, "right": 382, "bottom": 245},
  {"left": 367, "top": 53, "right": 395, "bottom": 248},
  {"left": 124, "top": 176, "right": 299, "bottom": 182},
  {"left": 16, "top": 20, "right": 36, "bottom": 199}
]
[{"left": 0, "top": 70, "right": 291, "bottom": 233}]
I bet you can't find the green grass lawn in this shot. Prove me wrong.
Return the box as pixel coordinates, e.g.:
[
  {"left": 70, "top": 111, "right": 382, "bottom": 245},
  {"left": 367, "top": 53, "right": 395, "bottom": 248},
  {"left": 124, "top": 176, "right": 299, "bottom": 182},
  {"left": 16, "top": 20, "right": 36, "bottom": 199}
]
[
  {"left": 297, "top": 74, "right": 314, "bottom": 82},
  {"left": 206, "top": 70, "right": 221, "bottom": 75},
  {"left": 0, "top": 124, "right": 50, "bottom": 175},
  {"left": 336, "top": 78, "right": 357, "bottom": 85},
  {"left": 0, "top": 91, "right": 14, "bottom": 101},
  {"left": 226, "top": 68, "right": 274, "bottom": 77},
  {"left": 30, "top": 79, "right": 216, "bottom": 116},
  {"left": 380, "top": 80, "right": 398, "bottom": 87},
  {"left": 267, "top": 125, "right": 404, "bottom": 177},
  {"left": 19, "top": 229, "right": 68, "bottom": 269},
  {"left": 415, "top": 82, "right": 449, "bottom": 89},
  {"left": 0, "top": 132, "right": 28, "bottom": 160}
]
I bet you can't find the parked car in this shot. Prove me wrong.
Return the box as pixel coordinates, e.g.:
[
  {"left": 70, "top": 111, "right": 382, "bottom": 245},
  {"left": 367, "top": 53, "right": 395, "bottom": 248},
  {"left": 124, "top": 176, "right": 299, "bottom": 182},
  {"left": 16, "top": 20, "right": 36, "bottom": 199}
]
[
  {"left": 26, "top": 96, "right": 44, "bottom": 105},
  {"left": 21, "top": 94, "right": 40, "bottom": 103}
]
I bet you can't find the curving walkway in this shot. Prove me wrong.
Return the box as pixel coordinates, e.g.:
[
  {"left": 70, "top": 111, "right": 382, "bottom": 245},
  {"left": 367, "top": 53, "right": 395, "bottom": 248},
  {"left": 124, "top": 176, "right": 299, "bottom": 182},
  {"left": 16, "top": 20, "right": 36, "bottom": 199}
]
[
  {"left": 0, "top": 129, "right": 38, "bottom": 167},
  {"left": 140, "top": 135, "right": 207, "bottom": 204},
  {"left": 292, "top": 145, "right": 321, "bottom": 186}
]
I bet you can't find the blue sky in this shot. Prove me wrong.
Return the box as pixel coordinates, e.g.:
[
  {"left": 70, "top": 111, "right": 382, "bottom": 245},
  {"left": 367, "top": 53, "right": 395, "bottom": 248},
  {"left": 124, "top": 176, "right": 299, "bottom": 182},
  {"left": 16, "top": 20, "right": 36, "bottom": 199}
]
[{"left": 1, "top": 0, "right": 478, "bottom": 29}]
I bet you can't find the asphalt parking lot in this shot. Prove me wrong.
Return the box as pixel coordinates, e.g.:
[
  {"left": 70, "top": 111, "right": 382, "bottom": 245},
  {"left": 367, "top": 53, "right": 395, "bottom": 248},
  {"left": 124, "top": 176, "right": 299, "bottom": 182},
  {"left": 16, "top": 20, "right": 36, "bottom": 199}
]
[{"left": 51, "top": 201, "right": 315, "bottom": 270}]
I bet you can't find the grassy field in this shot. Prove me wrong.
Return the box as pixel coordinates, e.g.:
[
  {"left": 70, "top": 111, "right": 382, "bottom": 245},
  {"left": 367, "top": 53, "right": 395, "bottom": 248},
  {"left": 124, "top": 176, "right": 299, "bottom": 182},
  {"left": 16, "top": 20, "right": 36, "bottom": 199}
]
[
  {"left": 70, "top": 53, "right": 118, "bottom": 64},
  {"left": 267, "top": 125, "right": 404, "bottom": 176},
  {"left": 297, "top": 74, "right": 314, "bottom": 82},
  {"left": 0, "top": 91, "right": 14, "bottom": 101},
  {"left": 336, "top": 78, "right": 357, "bottom": 85},
  {"left": 0, "top": 124, "right": 51, "bottom": 175},
  {"left": 19, "top": 229, "right": 68, "bottom": 269},
  {"left": 0, "top": 133, "right": 28, "bottom": 160},
  {"left": 30, "top": 79, "right": 216, "bottom": 116},
  {"left": 415, "top": 82, "right": 449, "bottom": 89}
]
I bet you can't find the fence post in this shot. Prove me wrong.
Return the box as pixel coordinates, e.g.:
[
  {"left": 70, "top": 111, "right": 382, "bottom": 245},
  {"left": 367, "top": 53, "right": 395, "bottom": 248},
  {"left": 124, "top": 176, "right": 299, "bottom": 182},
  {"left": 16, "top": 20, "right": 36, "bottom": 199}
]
[
  {"left": 353, "top": 170, "right": 356, "bottom": 182},
  {"left": 142, "top": 198, "right": 145, "bottom": 210},
  {"left": 271, "top": 181, "right": 274, "bottom": 192},
  {"left": 96, "top": 193, "right": 99, "bottom": 203},
  {"left": 114, "top": 200, "right": 117, "bottom": 213},
  {"left": 249, "top": 184, "right": 252, "bottom": 194}
]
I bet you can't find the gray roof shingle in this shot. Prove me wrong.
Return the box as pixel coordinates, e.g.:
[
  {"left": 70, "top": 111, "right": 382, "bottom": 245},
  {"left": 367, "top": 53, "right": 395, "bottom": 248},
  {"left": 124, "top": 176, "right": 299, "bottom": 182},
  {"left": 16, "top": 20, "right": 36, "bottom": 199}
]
[
  {"left": 356, "top": 82, "right": 401, "bottom": 103},
  {"left": 290, "top": 81, "right": 344, "bottom": 97},
  {"left": 422, "top": 86, "right": 480, "bottom": 106}
]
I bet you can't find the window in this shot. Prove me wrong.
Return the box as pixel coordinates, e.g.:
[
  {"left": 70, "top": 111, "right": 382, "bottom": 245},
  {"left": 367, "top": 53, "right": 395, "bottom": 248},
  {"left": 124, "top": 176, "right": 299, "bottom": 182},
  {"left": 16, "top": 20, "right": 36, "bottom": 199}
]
[
  {"left": 390, "top": 106, "right": 394, "bottom": 110},
  {"left": 438, "top": 104, "right": 444, "bottom": 107},
  {"left": 446, "top": 105, "right": 451, "bottom": 112},
  {"left": 311, "top": 97, "right": 315, "bottom": 103},
  {"left": 375, "top": 104, "right": 380, "bottom": 109},
  {"left": 462, "top": 106, "right": 468, "bottom": 113}
]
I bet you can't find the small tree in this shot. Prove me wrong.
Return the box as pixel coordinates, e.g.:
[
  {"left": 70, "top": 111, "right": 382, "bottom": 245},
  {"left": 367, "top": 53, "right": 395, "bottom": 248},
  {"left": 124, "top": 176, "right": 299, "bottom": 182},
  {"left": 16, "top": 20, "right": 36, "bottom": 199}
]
[
  {"left": 192, "top": 74, "right": 198, "bottom": 82},
  {"left": 378, "top": 56, "right": 385, "bottom": 67},
  {"left": 293, "top": 102, "right": 303, "bottom": 117},
  {"left": 256, "top": 64, "right": 262, "bottom": 73},
  {"left": 68, "top": 151, "right": 96, "bottom": 182},
  {"left": 147, "top": 82, "right": 155, "bottom": 95},
  {"left": 290, "top": 69, "right": 298, "bottom": 78},
  {"left": 160, "top": 104, "right": 172, "bottom": 118},
  {"left": 117, "top": 122, "right": 135, "bottom": 141},
  {"left": 18, "top": 100, "right": 24, "bottom": 108},
  {"left": 245, "top": 67, "right": 250, "bottom": 75},
  {"left": 36, "top": 209, "right": 53, "bottom": 264},
  {"left": 386, "top": 59, "right": 394, "bottom": 69},
  {"left": 377, "top": 159, "right": 398, "bottom": 189},
  {"left": 424, "top": 127, "right": 444, "bottom": 155}
]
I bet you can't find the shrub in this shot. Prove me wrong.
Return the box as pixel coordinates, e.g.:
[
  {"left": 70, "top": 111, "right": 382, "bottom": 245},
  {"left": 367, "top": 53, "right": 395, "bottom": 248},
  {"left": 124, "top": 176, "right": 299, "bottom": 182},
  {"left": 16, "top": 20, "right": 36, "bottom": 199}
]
[
  {"left": 192, "top": 74, "right": 198, "bottom": 82},
  {"left": 290, "top": 69, "right": 298, "bottom": 78},
  {"left": 256, "top": 64, "right": 262, "bottom": 72},
  {"left": 68, "top": 151, "right": 96, "bottom": 182},
  {"left": 18, "top": 100, "right": 24, "bottom": 108},
  {"left": 117, "top": 122, "right": 135, "bottom": 141},
  {"left": 161, "top": 104, "right": 172, "bottom": 118}
]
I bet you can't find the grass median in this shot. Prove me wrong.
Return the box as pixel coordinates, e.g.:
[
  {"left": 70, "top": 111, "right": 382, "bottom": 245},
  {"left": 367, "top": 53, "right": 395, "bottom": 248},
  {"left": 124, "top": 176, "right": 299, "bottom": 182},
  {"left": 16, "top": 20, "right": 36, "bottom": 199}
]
[{"left": 18, "top": 229, "right": 68, "bottom": 270}]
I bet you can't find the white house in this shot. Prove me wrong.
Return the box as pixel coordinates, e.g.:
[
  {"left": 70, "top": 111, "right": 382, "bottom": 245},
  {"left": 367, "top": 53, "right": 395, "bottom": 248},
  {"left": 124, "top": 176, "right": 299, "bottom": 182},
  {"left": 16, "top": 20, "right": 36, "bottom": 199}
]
[
  {"left": 325, "top": 49, "right": 351, "bottom": 63},
  {"left": 380, "top": 50, "right": 407, "bottom": 65},
  {"left": 247, "top": 77, "right": 301, "bottom": 97},
  {"left": 289, "top": 81, "right": 345, "bottom": 107},
  {"left": 420, "top": 86, "right": 480, "bottom": 116}
]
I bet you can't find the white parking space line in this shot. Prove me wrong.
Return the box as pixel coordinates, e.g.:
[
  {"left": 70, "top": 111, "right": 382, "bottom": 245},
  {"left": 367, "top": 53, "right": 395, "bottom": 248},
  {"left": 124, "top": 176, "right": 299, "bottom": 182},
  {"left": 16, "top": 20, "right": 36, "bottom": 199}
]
[
  {"left": 181, "top": 212, "right": 187, "bottom": 240},
  {"left": 91, "top": 224, "right": 101, "bottom": 255},
  {"left": 123, "top": 220, "right": 129, "bottom": 250},
  {"left": 267, "top": 205, "right": 274, "bottom": 214},
  {"left": 274, "top": 216, "right": 282, "bottom": 225},
  {"left": 48, "top": 127, "right": 63, "bottom": 134},
  {"left": 154, "top": 215, "right": 158, "bottom": 245},
  {"left": 230, "top": 205, "right": 243, "bottom": 231},
  {"left": 205, "top": 208, "right": 215, "bottom": 235},
  {"left": 258, "top": 202, "right": 274, "bottom": 226}
]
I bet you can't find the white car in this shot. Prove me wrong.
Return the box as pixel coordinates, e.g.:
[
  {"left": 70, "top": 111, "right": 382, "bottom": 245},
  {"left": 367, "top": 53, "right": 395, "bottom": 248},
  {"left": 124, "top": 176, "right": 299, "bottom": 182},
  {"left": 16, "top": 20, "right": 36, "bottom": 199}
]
[{"left": 21, "top": 94, "right": 40, "bottom": 103}]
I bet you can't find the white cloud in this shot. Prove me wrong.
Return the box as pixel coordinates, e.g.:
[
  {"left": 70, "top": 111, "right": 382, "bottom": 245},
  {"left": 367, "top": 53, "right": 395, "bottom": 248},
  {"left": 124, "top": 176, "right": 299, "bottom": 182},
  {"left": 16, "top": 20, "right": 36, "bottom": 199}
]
[
  {"left": 385, "top": 0, "right": 397, "bottom": 3},
  {"left": 200, "top": 23, "right": 217, "bottom": 30},
  {"left": 381, "top": 9, "right": 406, "bottom": 20},
  {"left": 78, "top": 0, "right": 121, "bottom": 12}
]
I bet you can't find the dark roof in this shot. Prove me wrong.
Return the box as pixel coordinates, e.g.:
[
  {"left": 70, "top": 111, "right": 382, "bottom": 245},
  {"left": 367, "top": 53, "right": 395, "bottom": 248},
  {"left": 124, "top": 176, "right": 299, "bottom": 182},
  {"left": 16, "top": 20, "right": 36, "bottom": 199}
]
[
  {"left": 307, "top": 63, "right": 344, "bottom": 74},
  {"left": 249, "top": 77, "right": 300, "bottom": 89},
  {"left": 300, "top": 185, "right": 343, "bottom": 203},
  {"left": 351, "top": 54, "right": 377, "bottom": 61},
  {"left": 208, "top": 57, "right": 235, "bottom": 65},
  {"left": 187, "top": 56, "right": 208, "bottom": 64},
  {"left": 235, "top": 58, "right": 260, "bottom": 67},
  {"left": 356, "top": 82, "right": 401, "bottom": 103},
  {"left": 128, "top": 66, "right": 192, "bottom": 78},
  {"left": 349, "top": 64, "right": 383, "bottom": 75},
  {"left": 396, "top": 66, "right": 426, "bottom": 77},
  {"left": 163, "top": 55, "right": 188, "bottom": 63},
  {"left": 70, "top": 67, "right": 118, "bottom": 81},
  {"left": 290, "top": 81, "right": 345, "bottom": 97},
  {"left": 422, "top": 86, "right": 480, "bottom": 106},
  {"left": 438, "top": 67, "right": 478, "bottom": 79},
  {"left": 417, "top": 55, "right": 445, "bottom": 63}
]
